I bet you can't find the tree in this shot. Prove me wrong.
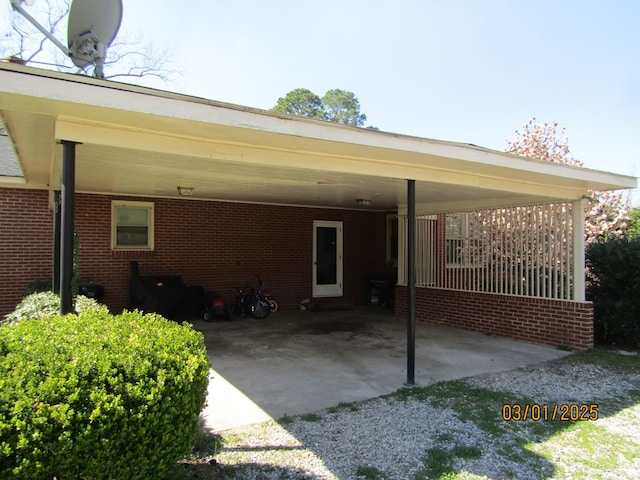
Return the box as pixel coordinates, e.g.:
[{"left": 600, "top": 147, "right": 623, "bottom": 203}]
[
  {"left": 272, "top": 88, "right": 371, "bottom": 128},
  {"left": 321, "top": 89, "right": 367, "bottom": 127},
  {"left": 506, "top": 120, "right": 582, "bottom": 166},
  {"left": 2, "top": 0, "right": 177, "bottom": 82},
  {"left": 272, "top": 88, "right": 324, "bottom": 119},
  {"left": 507, "top": 118, "right": 629, "bottom": 243}
]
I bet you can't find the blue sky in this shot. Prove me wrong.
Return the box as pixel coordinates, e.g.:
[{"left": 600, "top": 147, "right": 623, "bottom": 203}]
[{"left": 4, "top": 0, "right": 640, "bottom": 202}]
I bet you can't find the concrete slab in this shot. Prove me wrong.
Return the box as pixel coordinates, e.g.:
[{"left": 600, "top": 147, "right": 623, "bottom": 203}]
[{"left": 195, "top": 308, "right": 570, "bottom": 432}]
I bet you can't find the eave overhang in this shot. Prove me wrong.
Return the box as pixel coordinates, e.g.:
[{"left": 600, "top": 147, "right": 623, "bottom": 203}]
[{"left": 0, "top": 62, "right": 635, "bottom": 213}]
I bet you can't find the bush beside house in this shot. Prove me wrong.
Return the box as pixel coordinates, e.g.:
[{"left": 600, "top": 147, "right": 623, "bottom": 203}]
[
  {"left": 0, "top": 306, "right": 210, "bottom": 480},
  {"left": 586, "top": 237, "right": 640, "bottom": 347},
  {"left": 1, "top": 291, "right": 107, "bottom": 325}
]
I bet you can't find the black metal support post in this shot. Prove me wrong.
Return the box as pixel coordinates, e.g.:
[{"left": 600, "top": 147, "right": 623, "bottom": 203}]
[
  {"left": 406, "top": 179, "right": 416, "bottom": 386},
  {"left": 60, "top": 141, "right": 77, "bottom": 314},
  {"left": 52, "top": 190, "right": 61, "bottom": 293}
]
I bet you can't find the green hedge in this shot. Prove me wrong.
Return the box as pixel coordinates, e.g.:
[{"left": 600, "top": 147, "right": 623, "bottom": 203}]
[
  {"left": 0, "top": 309, "right": 210, "bottom": 480},
  {"left": 586, "top": 237, "right": 640, "bottom": 346}
]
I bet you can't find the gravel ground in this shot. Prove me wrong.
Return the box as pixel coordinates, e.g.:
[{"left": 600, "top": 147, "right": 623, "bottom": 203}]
[{"left": 191, "top": 353, "right": 640, "bottom": 480}]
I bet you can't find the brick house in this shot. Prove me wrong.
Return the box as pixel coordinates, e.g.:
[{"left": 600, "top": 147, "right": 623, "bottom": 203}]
[{"left": 1, "top": 62, "right": 636, "bottom": 352}]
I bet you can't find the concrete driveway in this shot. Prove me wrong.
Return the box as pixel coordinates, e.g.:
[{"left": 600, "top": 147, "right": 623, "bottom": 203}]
[{"left": 195, "top": 308, "right": 569, "bottom": 431}]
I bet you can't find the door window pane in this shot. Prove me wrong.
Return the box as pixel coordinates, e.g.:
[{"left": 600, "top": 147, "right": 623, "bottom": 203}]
[{"left": 316, "top": 226, "right": 337, "bottom": 285}]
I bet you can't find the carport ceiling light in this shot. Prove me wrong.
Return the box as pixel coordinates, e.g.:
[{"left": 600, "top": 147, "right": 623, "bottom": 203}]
[{"left": 177, "top": 185, "right": 195, "bottom": 196}]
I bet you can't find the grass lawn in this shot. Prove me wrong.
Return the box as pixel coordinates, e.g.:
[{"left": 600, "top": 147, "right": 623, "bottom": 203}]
[{"left": 167, "top": 348, "right": 640, "bottom": 479}]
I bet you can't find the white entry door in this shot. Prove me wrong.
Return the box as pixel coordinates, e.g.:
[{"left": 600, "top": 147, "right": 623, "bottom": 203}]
[{"left": 312, "top": 220, "right": 343, "bottom": 297}]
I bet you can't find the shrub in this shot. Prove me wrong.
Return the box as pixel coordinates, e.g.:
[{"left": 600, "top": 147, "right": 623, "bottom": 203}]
[
  {"left": 2, "top": 291, "right": 108, "bottom": 326},
  {"left": 586, "top": 237, "right": 640, "bottom": 346},
  {"left": 627, "top": 208, "right": 640, "bottom": 240},
  {"left": 24, "top": 279, "right": 52, "bottom": 296},
  {"left": 0, "top": 310, "right": 210, "bottom": 480}
]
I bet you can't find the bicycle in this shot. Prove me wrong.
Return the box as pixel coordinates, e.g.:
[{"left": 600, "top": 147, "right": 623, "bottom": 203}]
[
  {"left": 256, "top": 275, "right": 278, "bottom": 313},
  {"left": 263, "top": 290, "right": 278, "bottom": 312},
  {"left": 234, "top": 276, "right": 273, "bottom": 319}
]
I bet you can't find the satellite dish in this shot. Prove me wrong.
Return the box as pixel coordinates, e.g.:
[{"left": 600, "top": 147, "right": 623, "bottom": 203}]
[
  {"left": 67, "top": 0, "right": 123, "bottom": 78},
  {"left": 9, "top": 0, "right": 122, "bottom": 79}
]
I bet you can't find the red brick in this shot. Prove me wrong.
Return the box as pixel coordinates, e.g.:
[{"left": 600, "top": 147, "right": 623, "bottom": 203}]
[
  {"left": 1, "top": 188, "right": 394, "bottom": 316},
  {"left": 396, "top": 286, "right": 593, "bottom": 351}
]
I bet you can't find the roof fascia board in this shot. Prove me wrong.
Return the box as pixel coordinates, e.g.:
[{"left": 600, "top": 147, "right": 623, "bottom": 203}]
[
  {"left": 2, "top": 65, "right": 636, "bottom": 193},
  {"left": 0, "top": 176, "right": 25, "bottom": 185}
]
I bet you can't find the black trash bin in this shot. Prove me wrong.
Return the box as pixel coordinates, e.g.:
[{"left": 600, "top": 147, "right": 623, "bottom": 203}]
[{"left": 367, "top": 276, "right": 396, "bottom": 309}]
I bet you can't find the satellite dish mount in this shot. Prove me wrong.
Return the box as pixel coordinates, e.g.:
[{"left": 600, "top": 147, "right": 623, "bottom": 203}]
[
  {"left": 9, "top": 0, "right": 123, "bottom": 79},
  {"left": 67, "top": 28, "right": 106, "bottom": 77}
]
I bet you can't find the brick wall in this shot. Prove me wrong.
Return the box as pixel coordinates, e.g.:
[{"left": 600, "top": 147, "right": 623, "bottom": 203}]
[
  {"left": 0, "top": 189, "right": 53, "bottom": 315},
  {"left": 396, "top": 286, "right": 594, "bottom": 351},
  {"left": 0, "top": 188, "right": 391, "bottom": 316},
  {"left": 2, "top": 187, "right": 594, "bottom": 351}
]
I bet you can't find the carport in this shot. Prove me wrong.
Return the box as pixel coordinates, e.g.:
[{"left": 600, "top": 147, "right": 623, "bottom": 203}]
[
  {"left": 196, "top": 308, "right": 570, "bottom": 431},
  {"left": 0, "top": 62, "right": 636, "bottom": 386}
]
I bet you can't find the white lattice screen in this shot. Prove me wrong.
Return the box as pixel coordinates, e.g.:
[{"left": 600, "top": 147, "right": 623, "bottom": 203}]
[{"left": 398, "top": 203, "right": 575, "bottom": 300}]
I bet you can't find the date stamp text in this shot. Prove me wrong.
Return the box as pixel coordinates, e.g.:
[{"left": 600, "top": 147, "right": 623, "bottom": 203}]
[{"left": 501, "top": 403, "right": 598, "bottom": 422}]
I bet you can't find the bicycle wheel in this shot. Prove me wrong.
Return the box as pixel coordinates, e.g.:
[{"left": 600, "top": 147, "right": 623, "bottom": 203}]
[
  {"left": 268, "top": 299, "right": 278, "bottom": 312},
  {"left": 250, "top": 298, "right": 271, "bottom": 319}
]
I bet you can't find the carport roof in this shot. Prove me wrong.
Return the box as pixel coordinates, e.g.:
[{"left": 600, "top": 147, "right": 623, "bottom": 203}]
[{"left": 0, "top": 62, "right": 636, "bottom": 213}]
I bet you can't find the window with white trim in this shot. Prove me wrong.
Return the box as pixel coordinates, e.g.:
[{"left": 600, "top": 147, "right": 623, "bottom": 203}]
[{"left": 111, "top": 201, "right": 154, "bottom": 250}]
